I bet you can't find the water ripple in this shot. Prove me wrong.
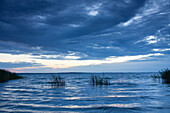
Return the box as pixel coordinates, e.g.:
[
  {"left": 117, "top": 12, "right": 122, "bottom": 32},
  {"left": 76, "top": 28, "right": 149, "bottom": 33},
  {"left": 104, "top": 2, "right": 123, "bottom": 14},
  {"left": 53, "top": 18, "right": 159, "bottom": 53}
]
[{"left": 0, "top": 73, "right": 169, "bottom": 113}]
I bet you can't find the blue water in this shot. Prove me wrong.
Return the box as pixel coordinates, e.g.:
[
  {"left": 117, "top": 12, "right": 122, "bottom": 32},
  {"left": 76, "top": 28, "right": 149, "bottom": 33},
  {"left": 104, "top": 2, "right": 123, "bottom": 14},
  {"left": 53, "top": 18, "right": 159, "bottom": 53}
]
[{"left": 0, "top": 73, "right": 170, "bottom": 113}]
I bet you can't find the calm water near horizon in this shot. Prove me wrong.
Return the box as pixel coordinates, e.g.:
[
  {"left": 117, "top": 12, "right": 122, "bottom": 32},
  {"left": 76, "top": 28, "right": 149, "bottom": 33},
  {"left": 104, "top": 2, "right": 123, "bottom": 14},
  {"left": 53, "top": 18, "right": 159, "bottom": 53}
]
[{"left": 0, "top": 72, "right": 170, "bottom": 113}]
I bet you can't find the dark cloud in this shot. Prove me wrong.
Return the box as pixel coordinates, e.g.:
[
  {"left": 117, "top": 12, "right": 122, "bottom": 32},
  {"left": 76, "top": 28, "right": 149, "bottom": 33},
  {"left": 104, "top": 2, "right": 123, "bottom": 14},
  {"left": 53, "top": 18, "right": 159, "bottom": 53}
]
[
  {"left": 0, "top": 62, "right": 44, "bottom": 68},
  {"left": 0, "top": 0, "right": 169, "bottom": 60}
]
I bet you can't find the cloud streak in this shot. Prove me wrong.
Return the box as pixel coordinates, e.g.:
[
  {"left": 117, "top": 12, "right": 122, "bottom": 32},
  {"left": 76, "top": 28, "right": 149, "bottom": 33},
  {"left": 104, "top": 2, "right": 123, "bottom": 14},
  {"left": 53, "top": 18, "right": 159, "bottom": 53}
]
[{"left": 0, "top": 53, "right": 163, "bottom": 71}]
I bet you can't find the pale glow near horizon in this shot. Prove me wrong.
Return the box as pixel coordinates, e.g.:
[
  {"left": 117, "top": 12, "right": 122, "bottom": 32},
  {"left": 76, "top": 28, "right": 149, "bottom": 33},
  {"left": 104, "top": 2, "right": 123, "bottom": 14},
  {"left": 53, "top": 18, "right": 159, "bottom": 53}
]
[{"left": 0, "top": 53, "right": 163, "bottom": 71}]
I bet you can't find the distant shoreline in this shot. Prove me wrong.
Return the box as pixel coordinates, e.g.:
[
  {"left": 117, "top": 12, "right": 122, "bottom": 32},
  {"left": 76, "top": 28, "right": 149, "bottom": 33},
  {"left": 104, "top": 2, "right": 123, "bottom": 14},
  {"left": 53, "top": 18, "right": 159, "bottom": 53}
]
[{"left": 17, "top": 72, "right": 158, "bottom": 74}]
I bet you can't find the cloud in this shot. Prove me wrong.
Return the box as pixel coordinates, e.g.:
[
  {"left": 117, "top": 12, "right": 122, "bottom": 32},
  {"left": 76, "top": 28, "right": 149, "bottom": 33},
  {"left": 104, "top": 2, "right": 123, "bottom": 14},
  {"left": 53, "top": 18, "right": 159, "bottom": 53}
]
[
  {"left": 0, "top": 40, "right": 43, "bottom": 54},
  {"left": 0, "top": 62, "right": 43, "bottom": 68},
  {"left": 145, "top": 36, "right": 158, "bottom": 44},
  {"left": 153, "top": 48, "right": 170, "bottom": 52},
  {"left": 0, "top": 0, "right": 169, "bottom": 72},
  {"left": 0, "top": 0, "right": 152, "bottom": 58},
  {"left": 86, "top": 3, "right": 102, "bottom": 16},
  {"left": 0, "top": 0, "right": 147, "bottom": 43},
  {"left": 0, "top": 52, "right": 163, "bottom": 70},
  {"left": 135, "top": 35, "right": 159, "bottom": 44},
  {"left": 119, "top": 0, "right": 169, "bottom": 27}
]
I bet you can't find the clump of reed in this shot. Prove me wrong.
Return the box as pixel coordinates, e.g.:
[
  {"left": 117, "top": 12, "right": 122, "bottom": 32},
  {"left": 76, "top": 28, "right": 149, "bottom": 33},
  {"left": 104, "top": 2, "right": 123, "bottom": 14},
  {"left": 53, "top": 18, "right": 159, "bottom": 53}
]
[
  {"left": 159, "top": 68, "right": 170, "bottom": 83},
  {"left": 0, "top": 69, "right": 23, "bottom": 83},
  {"left": 151, "top": 74, "right": 161, "bottom": 78},
  {"left": 151, "top": 68, "right": 170, "bottom": 83},
  {"left": 49, "top": 75, "right": 66, "bottom": 87},
  {"left": 91, "top": 75, "right": 111, "bottom": 86}
]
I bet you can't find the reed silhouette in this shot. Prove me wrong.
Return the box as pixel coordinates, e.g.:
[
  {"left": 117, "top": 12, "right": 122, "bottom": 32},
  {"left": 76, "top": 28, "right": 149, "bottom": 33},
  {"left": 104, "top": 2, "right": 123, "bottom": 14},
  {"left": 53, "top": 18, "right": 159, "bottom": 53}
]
[
  {"left": 91, "top": 75, "right": 111, "bottom": 86},
  {"left": 159, "top": 68, "right": 170, "bottom": 83},
  {"left": 48, "top": 75, "right": 66, "bottom": 87},
  {"left": 152, "top": 68, "right": 170, "bottom": 83},
  {"left": 151, "top": 74, "right": 161, "bottom": 78}
]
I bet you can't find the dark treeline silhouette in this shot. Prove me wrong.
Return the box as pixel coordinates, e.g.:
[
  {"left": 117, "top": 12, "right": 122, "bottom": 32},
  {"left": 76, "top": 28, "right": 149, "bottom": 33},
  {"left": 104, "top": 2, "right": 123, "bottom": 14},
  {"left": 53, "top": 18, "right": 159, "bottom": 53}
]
[{"left": 0, "top": 69, "right": 23, "bottom": 83}]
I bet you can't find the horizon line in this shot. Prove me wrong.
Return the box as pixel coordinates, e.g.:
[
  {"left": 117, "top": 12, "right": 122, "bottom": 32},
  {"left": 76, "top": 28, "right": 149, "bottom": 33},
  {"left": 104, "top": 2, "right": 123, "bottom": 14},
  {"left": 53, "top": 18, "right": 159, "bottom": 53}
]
[{"left": 17, "top": 71, "right": 158, "bottom": 74}]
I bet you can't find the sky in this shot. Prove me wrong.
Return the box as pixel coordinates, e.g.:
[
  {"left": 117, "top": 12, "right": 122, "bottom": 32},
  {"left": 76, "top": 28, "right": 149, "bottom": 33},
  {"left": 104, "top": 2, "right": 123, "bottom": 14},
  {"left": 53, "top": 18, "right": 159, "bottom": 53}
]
[{"left": 0, "top": 0, "right": 170, "bottom": 73}]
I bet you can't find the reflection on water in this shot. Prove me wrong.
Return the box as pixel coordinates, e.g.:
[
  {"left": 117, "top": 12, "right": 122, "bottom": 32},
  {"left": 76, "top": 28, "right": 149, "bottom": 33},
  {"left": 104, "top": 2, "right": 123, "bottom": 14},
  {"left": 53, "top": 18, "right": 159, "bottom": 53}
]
[{"left": 0, "top": 73, "right": 170, "bottom": 113}]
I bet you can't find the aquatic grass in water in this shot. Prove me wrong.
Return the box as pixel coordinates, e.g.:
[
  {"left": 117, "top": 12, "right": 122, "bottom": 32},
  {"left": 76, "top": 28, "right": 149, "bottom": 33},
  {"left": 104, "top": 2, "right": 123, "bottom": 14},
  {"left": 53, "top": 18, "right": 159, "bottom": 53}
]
[
  {"left": 48, "top": 75, "right": 66, "bottom": 87},
  {"left": 152, "top": 69, "right": 170, "bottom": 83},
  {"left": 151, "top": 74, "right": 161, "bottom": 79},
  {"left": 91, "top": 75, "right": 111, "bottom": 86},
  {"left": 0, "top": 69, "right": 23, "bottom": 83},
  {"left": 159, "top": 69, "right": 170, "bottom": 83}
]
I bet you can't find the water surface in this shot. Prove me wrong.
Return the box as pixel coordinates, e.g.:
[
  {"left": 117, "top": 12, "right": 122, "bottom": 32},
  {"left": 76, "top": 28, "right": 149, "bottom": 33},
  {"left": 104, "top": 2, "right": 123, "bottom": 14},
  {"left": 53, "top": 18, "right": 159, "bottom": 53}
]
[{"left": 0, "top": 73, "right": 170, "bottom": 113}]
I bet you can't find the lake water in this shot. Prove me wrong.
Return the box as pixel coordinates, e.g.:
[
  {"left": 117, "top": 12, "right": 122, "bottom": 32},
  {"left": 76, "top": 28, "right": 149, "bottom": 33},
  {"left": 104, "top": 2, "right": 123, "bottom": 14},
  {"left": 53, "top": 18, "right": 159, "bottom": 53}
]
[{"left": 0, "top": 73, "right": 170, "bottom": 113}]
